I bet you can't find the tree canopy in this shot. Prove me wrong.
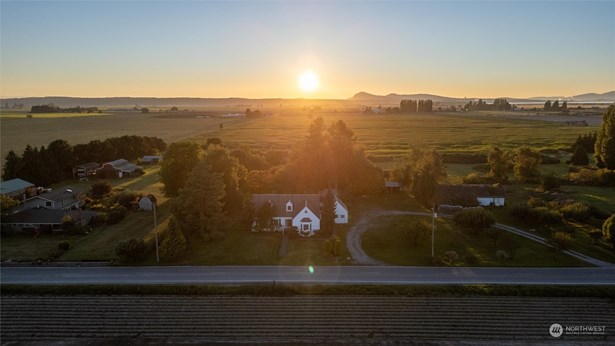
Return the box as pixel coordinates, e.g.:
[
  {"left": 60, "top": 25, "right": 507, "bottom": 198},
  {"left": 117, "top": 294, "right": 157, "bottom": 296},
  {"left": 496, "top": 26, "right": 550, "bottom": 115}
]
[{"left": 594, "top": 105, "right": 615, "bottom": 169}]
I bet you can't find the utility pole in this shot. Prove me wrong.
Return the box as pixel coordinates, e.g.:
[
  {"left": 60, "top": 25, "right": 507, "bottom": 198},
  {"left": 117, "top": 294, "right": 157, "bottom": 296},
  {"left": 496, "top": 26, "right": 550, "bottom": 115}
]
[
  {"left": 153, "top": 201, "right": 159, "bottom": 263},
  {"left": 431, "top": 205, "right": 437, "bottom": 257}
]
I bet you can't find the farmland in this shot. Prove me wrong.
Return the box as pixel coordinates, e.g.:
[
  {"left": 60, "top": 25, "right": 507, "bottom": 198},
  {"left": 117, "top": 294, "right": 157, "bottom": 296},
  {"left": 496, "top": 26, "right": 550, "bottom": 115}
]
[
  {"left": 2, "top": 295, "right": 613, "bottom": 342},
  {"left": 1, "top": 110, "right": 600, "bottom": 169}
]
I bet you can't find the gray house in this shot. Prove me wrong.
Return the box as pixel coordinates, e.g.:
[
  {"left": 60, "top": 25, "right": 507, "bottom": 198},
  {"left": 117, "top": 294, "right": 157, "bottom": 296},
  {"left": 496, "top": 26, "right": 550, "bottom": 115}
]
[{"left": 16, "top": 187, "right": 85, "bottom": 212}]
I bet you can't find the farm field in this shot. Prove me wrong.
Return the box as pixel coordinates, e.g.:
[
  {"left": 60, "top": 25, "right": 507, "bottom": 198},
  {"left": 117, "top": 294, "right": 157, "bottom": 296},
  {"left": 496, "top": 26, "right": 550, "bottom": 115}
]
[
  {"left": 0, "top": 111, "right": 110, "bottom": 118},
  {"left": 0, "top": 111, "right": 242, "bottom": 167},
  {"left": 2, "top": 295, "right": 613, "bottom": 343},
  {"left": 2, "top": 110, "right": 598, "bottom": 168},
  {"left": 361, "top": 215, "right": 586, "bottom": 267}
]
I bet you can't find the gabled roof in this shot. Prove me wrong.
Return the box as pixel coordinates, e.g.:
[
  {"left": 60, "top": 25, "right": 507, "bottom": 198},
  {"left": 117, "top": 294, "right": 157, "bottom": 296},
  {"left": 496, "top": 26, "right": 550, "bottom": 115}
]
[
  {"left": 0, "top": 178, "right": 35, "bottom": 195},
  {"left": 105, "top": 159, "right": 141, "bottom": 173},
  {"left": 34, "top": 187, "right": 84, "bottom": 203},
  {"left": 252, "top": 194, "right": 320, "bottom": 218},
  {"left": 76, "top": 162, "right": 100, "bottom": 170}
]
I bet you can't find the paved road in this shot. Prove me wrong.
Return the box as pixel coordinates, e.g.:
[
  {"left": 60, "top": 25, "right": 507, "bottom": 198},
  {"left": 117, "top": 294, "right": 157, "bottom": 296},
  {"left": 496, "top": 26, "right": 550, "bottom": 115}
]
[
  {"left": 2, "top": 266, "right": 615, "bottom": 285},
  {"left": 346, "top": 209, "right": 613, "bottom": 267}
]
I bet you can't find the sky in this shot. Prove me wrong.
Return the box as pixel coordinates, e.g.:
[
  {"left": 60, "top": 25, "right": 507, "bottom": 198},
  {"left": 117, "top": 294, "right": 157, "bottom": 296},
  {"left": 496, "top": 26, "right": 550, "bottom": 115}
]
[{"left": 1, "top": 1, "right": 614, "bottom": 99}]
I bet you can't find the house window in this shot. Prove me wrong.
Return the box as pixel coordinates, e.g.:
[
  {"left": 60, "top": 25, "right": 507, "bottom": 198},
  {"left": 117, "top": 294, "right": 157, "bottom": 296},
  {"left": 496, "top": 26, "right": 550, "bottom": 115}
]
[
  {"left": 45, "top": 201, "right": 52, "bottom": 207},
  {"left": 303, "top": 224, "right": 310, "bottom": 231},
  {"left": 340, "top": 215, "right": 345, "bottom": 219},
  {"left": 286, "top": 202, "right": 293, "bottom": 212}
]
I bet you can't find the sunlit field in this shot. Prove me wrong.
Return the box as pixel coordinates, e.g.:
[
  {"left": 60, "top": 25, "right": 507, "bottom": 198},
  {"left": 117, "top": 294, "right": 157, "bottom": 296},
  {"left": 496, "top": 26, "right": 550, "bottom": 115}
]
[{"left": 0, "top": 111, "right": 109, "bottom": 119}]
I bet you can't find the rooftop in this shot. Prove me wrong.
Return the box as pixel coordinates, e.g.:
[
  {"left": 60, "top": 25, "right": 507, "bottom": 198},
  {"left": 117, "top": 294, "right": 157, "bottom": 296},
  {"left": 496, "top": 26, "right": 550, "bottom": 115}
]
[{"left": 0, "top": 178, "right": 35, "bottom": 195}]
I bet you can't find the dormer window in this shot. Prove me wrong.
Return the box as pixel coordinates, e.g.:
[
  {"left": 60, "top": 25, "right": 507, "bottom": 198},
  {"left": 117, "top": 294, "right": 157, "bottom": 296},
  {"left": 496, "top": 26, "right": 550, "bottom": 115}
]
[{"left": 286, "top": 201, "right": 293, "bottom": 212}]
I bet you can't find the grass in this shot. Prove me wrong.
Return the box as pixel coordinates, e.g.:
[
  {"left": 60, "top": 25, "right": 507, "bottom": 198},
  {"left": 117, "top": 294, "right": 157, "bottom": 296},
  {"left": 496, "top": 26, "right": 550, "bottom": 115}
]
[
  {"left": 0, "top": 234, "right": 80, "bottom": 261},
  {"left": 361, "top": 214, "right": 587, "bottom": 267},
  {"left": 0, "top": 111, "right": 109, "bottom": 118},
  {"left": 3, "top": 284, "right": 614, "bottom": 297}
]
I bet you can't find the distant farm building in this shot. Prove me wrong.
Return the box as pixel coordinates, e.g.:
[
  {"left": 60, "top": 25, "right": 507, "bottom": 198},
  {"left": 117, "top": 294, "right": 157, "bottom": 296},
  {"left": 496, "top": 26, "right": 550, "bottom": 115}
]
[
  {"left": 385, "top": 181, "right": 402, "bottom": 193},
  {"left": 73, "top": 162, "right": 100, "bottom": 179},
  {"left": 140, "top": 156, "right": 162, "bottom": 164},
  {"left": 97, "top": 159, "right": 142, "bottom": 178},
  {"left": 0, "top": 178, "right": 35, "bottom": 201}
]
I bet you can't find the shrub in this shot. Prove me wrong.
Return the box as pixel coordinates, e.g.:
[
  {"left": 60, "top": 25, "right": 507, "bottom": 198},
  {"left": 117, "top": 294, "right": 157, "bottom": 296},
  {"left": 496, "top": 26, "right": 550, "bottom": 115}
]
[
  {"left": 567, "top": 145, "right": 589, "bottom": 166},
  {"left": 603, "top": 214, "right": 615, "bottom": 249},
  {"left": 462, "top": 172, "right": 485, "bottom": 184},
  {"left": 527, "top": 197, "right": 546, "bottom": 208},
  {"left": 496, "top": 233, "right": 521, "bottom": 259},
  {"left": 444, "top": 251, "right": 459, "bottom": 263},
  {"left": 549, "top": 231, "right": 573, "bottom": 249},
  {"left": 159, "top": 217, "right": 187, "bottom": 261},
  {"left": 567, "top": 168, "right": 615, "bottom": 186},
  {"left": 540, "top": 174, "right": 561, "bottom": 191},
  {"left": 510, "top": 205, "right": 562, "bottom": 225},
  {"left": 115, "top": 238, "right": 147, "bottom": 262},
  {"left": 453, "top": 208, "right": 495, "bottom": 234},
  {"left": 116, "top": 190, "right": 140, "bottom": 208},
  {"left": 58, "top": 241, "right": 70, "bottom": 251},
  {"left": 402, "top": 220, "right": 431, "bottom": 246},
  {"left": 91, "top": 182, "right": 112, "bottom": 199},
  {"left": 106, "top": 206, "right": 127, "bottom": 225},
  {"left": 90, "top": 212, "right": 107, "bottom": 226},
  {"left": 559, "top": 202, "right": 591, "bottom": 222}
]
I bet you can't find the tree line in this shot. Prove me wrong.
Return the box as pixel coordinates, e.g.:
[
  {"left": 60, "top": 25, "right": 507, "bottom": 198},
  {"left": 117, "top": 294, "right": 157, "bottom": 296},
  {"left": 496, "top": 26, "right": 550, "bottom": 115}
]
[
  {"left": 30, "top": 104, "right": 100, "bottom": 113},
  {"left": 463, "top": 98, "right": 512, "bottom": 111},
  {"left": 543, "top": 100, "right": 568, "bottom": 112},
  {"left": 2, "top": 136, "right": 166, "bottom": 186},
  {"left": 400, "top": 99, "right": 433, "bottom": 113}
]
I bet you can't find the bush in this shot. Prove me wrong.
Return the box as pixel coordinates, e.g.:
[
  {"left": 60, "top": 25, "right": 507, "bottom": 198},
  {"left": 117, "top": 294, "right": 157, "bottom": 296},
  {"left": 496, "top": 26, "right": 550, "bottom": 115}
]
[
  {"left": 106, "top": 206, "right": 127, "bottom": 225},
  {"left": 90, "top": 212, "right": 107, "bottom": 226},
  {"left": 159, "top": 217, "right": 187, "bottom": 261},
  {"left": 453, "top": 208, "right": 495, "bottom": 234},
  {"left": 91, "top": 182, "right": 112, "bottom": 199},
  {"left": 567, "top": 168, "right": 615, "bottom": 186},
  {"left": 540, "top": 174, "right": 561, "bottom": 191},
  {"left": 510, "top": 205, "right": 562, "bottom": 225},
  {"left": 116, "top": 190, "right": 140, "bottom": 208},
  {"left": 603, "top": 214, "right": 615, "bottom": 249},
  {"left": 559, "top": 202, "right": 591, "bottom": 222},
  {"left": 496, "top": 250, "right": 509, "bottom": 261},
  {"left": 58, "top": 241, "right": 70, "bottom": 251},
  {"left": 401, "top": 220, "right": 431, "bottom": 246},
  {"left": 115, "top": 238, "right": 147, "bottom": 262},
  {"left": 549, "top": 231, "right": 573, "bottom": 249}
]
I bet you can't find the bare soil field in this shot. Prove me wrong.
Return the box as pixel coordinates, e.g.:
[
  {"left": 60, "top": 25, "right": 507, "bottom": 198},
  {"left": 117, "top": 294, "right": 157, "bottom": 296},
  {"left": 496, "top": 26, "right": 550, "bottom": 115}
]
[{"left": 1, "top": 295, "right": 612, "bottom": 344}]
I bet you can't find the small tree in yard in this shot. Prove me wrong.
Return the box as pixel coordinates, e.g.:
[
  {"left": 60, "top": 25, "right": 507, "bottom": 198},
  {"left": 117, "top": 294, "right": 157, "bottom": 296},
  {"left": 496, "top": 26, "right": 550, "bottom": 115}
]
[
  {"left": 568, "top": 145, "right": 589, "bottom": 166},
  {"left": 160, "top": 216, "right": 187, "bottom": 261},
  {"left": 496, "top": 233, "right": 521, "bottom": 259},
  {"left": 91, "top": 181, "right": 112, "bottom": 199},
  {"left": 453, "top": 208, "right": 495, "bottom": 235},
  {"left": 402, "top": 219, "right": 431, "bottom": 246},
  {"left": 115, "top": 238, "right": 146, "bottom": 262},
  {"left": 603, "top": 214, "right": 615, "bottom": 249},
  {"left": 513, "top": 146, "right": 541, "bottom": 183}
]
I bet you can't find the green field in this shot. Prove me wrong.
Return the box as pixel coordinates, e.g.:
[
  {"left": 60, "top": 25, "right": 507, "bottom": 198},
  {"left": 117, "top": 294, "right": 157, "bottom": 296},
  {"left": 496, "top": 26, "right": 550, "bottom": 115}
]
[
  {"left": 0, "top": 111, "right": 109, "bottom": 119},
  {"left": 361, "top": 215, "right": 586, "bottom": 267}
]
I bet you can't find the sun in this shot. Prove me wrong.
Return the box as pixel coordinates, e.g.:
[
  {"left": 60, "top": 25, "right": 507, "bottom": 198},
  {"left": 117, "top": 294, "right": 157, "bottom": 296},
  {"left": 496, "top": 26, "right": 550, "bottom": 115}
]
[{"left": 298, "top": 70, "right": 319, "bottom": 93}]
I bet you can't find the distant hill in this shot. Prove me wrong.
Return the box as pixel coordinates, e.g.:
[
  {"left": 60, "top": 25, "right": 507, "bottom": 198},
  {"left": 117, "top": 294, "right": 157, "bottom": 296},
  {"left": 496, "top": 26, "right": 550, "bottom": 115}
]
[{"left": 2, "top": 91, "right": 613, "bottom": 109}]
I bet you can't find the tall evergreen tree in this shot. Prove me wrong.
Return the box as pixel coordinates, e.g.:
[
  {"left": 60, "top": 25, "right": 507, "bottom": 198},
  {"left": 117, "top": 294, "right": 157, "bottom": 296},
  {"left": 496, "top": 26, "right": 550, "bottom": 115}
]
[
  {"left": 594, "top": 105, "right": 615, "bottom": 169},
  {"left": 568, "top": 145, "right": 589, "bottom": 166},
  {"left": 2, "top": 150, "right": 21, "bottom": 180},
  {"left": 544, "top": 100, "right": 552, "bottom": 111},
  {"left": 320, "top": 189, "right": 336, "bottom": 235}
]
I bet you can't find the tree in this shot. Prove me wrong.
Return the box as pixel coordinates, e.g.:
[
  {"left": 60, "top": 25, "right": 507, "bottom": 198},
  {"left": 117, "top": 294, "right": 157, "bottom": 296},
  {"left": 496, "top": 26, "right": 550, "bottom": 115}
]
[
  {"left": 160, "top": 141, "right": 202, "bottom": 197},
  {"left": 141, "top": 107, "right": 150, "bottom": 113},
  {"left": 568, "top": 145, "right": 589, "bottom": 166},
  {"left": 453, "top": 208, "right": 495, "bottom": 234},
  {"left": 115, "top": 238, "right": 146, "bottom": 262},
  {"left": 91, "top": 181, "right": 112, "bottom": 199},
  {"left": 202, "top": 145, "right": 243, "bottom": 211},
  {"left": 320, "top": 189, "right": 336, "bottom": 236},
  {"left": 171, "top": 161, "right": 227, "bottom": 242},
  {"left": 402, "top": 219, "right": 430, "bottom": 246},
  {"left": 513, "top": 146, "right": 541, "bottom": 183},
  {"left": 47, "top": 139, "right": 75, "bottom": 179},
  {"left": 552, "top": 100, "right": 560, "bottom": 111},
  {"left": 393, "top": 149, "right": 446, "bottom": 207},
  {"left": 603, "top": 214, "right": 615, "bottom": 249},
  {"left": 256, "top": 201, "right": 275, "bottom": 230},
  {"left": 0, "top": 195, "right": 18, "bottom": 216},
  {"left": 544, "top": 100, "right": 552, "bottom": 111},
  {"left": 160, "top": 216, "right": 187, "bottom": 261},
  {"left": 594, "top": 105, "right": 615, "bottom": 169},
  {"left": 487, "top": 146, "right": 509, "bottom": 182},
  {"left": 2, "top": 150, "right": 21, "bottom": 180}
]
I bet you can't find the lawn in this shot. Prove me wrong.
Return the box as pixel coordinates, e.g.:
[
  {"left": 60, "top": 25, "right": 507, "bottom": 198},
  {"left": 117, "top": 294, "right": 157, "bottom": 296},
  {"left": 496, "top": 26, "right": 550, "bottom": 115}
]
[{"left": 361, "top": 215, "right": 587, "bottom": 267}]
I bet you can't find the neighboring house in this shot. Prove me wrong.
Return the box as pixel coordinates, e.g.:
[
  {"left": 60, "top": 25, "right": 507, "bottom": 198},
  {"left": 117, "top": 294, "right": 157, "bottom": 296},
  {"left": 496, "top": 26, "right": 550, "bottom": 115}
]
[
  {"left": 252, "top": 192, "right": 349, "bottom": 236},
  {"left": 1, "top": 209, "right": 97, "bottom": 232},
  {"left": 0, "top": 178, "right": 35, "bottom": 201},
  {"left": 437, "top": 184, "right": 506, "bottom": 207},
  {"left": 141, "top": 155, "right": 162, "bottom": 164},
  {"left": 138, "top": 195, "right": 157, "bottom": 211},
  {"left": 97, "top": 159, "right": 142, "bottom": 178},
  {"left": 16, "top": 187, "right": 85, "bottom": 212},
  {"left": 385, "top": 181, "right": 402, "bottom": 193},
  {"left": 73, "top": 162, "right": 100, "bottom": 179}
]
